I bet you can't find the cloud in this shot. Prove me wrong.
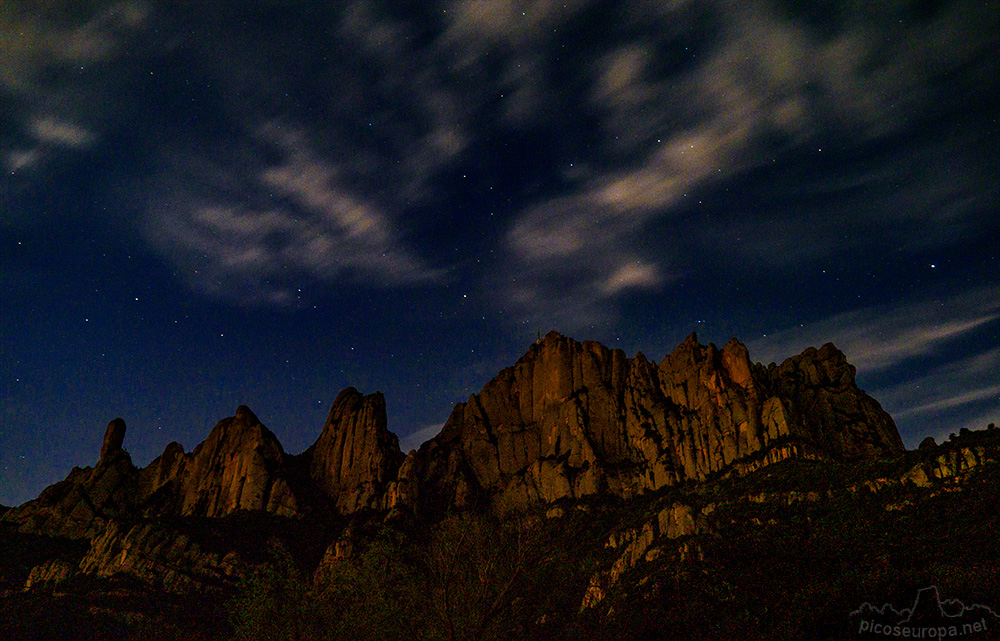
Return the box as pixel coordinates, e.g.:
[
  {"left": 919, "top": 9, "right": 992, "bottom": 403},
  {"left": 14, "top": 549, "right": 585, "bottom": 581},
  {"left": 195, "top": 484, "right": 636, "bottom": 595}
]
[
  {"left": 7, "top": 2, "right": 469, "bottom": 302},
  {"left": 744, "top": 288, "right": 999, "bottom": 446},
  {"left": 496, "top": 1, "right": 998, "bottom": 323},
  {"left": 398, "top": 422, "right": 444, "bottom": 453},
  {"left": 324, "top": 3, "right": 473, "bottom": 203},
  {"left": 145, "top": 124, "right": 443, "bottom": 305},
  {"left": 4, "top": 150, "right": 41, "bottom": 174},
  {"left": 5, "top": 0, "right": 995, "bottom": 321},
  {"left": 0, "top": 1, "right": 148, "bottom": 93},
  {"left": 601, "top": 261, "right": 662, "bottom": 295},
  {"left": 873, "top": 348, "right": 1000, "bottom": 446},
  {"left": 747, "top": 286, "right": 1000, "bottom": 374},
  {"left": 894, "top": 385, "right": 1000, "bottom": 420},
  {"left": 1, "top": 2, "right": 148, "bottom": 175},
  {"left": 30, "top": 117, "right": 97, "bottom": 148}
]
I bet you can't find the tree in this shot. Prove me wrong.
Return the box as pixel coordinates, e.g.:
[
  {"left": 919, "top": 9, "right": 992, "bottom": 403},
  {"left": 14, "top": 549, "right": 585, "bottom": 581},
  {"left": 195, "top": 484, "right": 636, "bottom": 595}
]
[
  {"left": 423, "top": 513, "right": 532, "bottom": 641},
  {"left": 227, "top": 541, "right": 321, "bottom": 641},
  {"left": 320, "top": 526, "right": 432, "bottom": 641},
  {"left": 227, "top": 512, "right": 534, "bottom": 641}
]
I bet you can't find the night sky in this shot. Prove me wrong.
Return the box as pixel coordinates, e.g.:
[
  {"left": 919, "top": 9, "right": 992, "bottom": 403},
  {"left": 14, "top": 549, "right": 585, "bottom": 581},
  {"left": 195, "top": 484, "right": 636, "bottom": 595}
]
[{"left": 2, "top": 1, "right": 998, "bottom": 507}]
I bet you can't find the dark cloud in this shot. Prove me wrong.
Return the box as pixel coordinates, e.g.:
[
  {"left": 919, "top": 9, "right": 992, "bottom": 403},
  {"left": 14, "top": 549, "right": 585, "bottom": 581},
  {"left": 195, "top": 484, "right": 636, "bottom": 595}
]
[
  {"left": 878, "top": 348, "right": 1000, "bottom": 446},
  {"left": 5, "top": 1, "right": 994, "bottom": 316},
  {"left": 494, "top": 0, "right": 998, "bottom": 325},
  {"left": 748, "top": 286, "right": 999, "bottom": 373}
]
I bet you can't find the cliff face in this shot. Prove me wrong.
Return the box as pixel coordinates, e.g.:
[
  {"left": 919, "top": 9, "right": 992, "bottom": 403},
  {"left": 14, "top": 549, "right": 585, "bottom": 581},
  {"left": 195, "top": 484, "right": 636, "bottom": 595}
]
[
  {"left": 2, "top": 331, "right": 907, "bottom": 594},
  {"left": 414, "top": 331, "right": 902, "bottom": 511},
  {"left": 4, "top": 332, "right": 903, "bottom": 531},
  {"left": 303, "top": 388, "right": 404, "bottom": 513},
  {"left": 135, "top": 405, "right": 300, "bottom": 518}
]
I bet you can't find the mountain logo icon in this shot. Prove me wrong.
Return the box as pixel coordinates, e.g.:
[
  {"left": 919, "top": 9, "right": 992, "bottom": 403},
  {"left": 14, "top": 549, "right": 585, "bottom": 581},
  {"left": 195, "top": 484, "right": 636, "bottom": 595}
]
[{"left": 850, "top": 586, "right": 999, "bottom": 639}]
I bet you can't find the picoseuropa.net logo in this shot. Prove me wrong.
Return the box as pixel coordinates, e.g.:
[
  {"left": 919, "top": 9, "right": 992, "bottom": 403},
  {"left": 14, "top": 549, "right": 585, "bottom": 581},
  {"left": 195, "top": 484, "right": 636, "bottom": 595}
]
[{"left": 850, "top": 586, "right": 999, "bottom": 639}]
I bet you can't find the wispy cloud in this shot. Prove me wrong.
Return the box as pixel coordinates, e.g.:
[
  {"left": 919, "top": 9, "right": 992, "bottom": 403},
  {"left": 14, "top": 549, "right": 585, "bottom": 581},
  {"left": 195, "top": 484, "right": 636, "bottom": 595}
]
[
  {"left": 145, "top": 124, "right": 443, "bottom": 305},
  {"left": 1, "top": 2, "right": 148, "bottom": 173},
  {"left": 30, "top": 117, "right": 97, "bottom": 148},
  {"left": 747, "top": 286, "right": 999, "bottom": 373},
  {"left": 0, "top": 1, "right": 148, "bottom": 93},
  {"left": 894, "top": 385, "right": 1000, "bottom": 420},
  {"left": 875, "top": 348, "right": 1000, "bottom": 446},
  {"left": 601, "top": 261, "right": 663, "bottom": 295},
  {"left": 4, "top": 0, "right": 995, "bottom": 322},
  {"left": 398, "top": 422, "right": 444, "bottom": 453},
  {"left": 745, "top": 288, "right": 999, "bottom": 446},
  {"left": 4, "top": 150, "right": 41, "bottom": 174},
  {"left": 496, "top": 1, "right": 997, "bottom": 324}
]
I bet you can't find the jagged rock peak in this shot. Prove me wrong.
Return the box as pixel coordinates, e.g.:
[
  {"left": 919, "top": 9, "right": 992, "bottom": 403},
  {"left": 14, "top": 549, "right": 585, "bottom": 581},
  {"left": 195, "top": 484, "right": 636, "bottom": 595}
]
[
  {"left": 326, "top": 387, "right": 382, "bottom": 421},
  {"left": 161, "top": 407, "right": 296, "bottom": 517},
  {"left": 233, "top": 405, "right": 261, "bottom": 426},
  {"left": 720, "top": 338, "right": 754, "bottom": 389},
  {"left": 775, "top": 342, "right": 856, "bottom": 388},
  {"left": 306, "top": 387, "right": 403, "bottom": 513},
  {"left": 5, "top": 417, "right": 136, "bottom": 539},
  {"left": 415, "top": 330, "right": 903, "bottom": 512},
  {"left": 99, "top": 418, "right": 127, "bottom": 463}
]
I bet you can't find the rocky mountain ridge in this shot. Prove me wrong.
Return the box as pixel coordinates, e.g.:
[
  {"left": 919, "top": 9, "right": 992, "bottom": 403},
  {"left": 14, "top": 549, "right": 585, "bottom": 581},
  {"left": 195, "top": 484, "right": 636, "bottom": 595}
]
[
  {"left": 4, "top": 332, "right": 998, "bottom": 640},
  {"left": 4, "top": 332, "right": 901, "bottom": 534},
  {"left": 414, "top": 331, "right": 902, "bottom": 513},
  {"left": 5, "top": 424, "right": 996, "bottom": 640},
  {"left": 2, "top": 331, "right": 912, "bottom": 598}
]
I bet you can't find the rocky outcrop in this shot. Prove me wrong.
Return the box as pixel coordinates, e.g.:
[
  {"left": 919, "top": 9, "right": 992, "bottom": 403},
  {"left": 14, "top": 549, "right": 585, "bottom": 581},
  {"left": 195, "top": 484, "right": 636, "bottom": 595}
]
[
  {"left": 766, "top": 343, "right": 904, "bottom": 458},
  {"left": 24, "top": 558, "right": 75, "bottom": 590},
  {"left": 581, "top": 501, "right": 714, "bottom": 610},
  {"left": 77, "top": 521, "right": 244, "bottom": 593},
  {"left": 3, "top": 330, "right": 912, "bottom": 596},
  {"left": 6, "top": 332, "right": 902, "bottom": 527},
  {"left": 902, "top": 443, "right": 996, "bottom": 487},
  {"left": 303, "top": 388, "right": 404, "bottom": 513},
  {"left": 4, "top": 408, "right": 303, "bottom": 539},
  {"left": 21, "top": 520, "right": 248, "bottom": 594},
  {"left": 4, "top": 392, "right": 406, "bottom": 539},
  {"left": 3, "top": 398, "right": 404, "bottom": 593},
  {"left": 135, "top": 405, "right": 300, "bottom": 518},
  {"left": 100, "top": 418, "right": 127, "bottom": 463},
  {"left": 414, "top": 331, "right": 902, "bottom": 512},
  {"left": 4, "top": 420, "right": 137, "bottom": 539},
  {"left": 313, "top": 534, "right": 355, "bottom": 586}
]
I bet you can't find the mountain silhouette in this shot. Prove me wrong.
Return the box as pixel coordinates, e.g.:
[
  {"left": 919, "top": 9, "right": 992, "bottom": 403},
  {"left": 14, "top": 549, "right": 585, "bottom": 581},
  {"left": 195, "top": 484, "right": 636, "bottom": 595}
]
[
  {"left": 2, "top": 334, "right": 998, "bottom": 641},
  {"left": 852, "top": 585, "right": 1000, "bottom": 640}
]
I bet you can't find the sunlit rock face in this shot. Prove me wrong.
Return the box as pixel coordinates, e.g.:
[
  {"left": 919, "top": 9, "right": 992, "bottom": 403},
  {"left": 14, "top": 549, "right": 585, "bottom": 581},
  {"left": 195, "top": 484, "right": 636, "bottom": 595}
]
[
  {"left": 0, "top": 330, "right": 911, "bottom": 595},
  {"left": 766, "top": 343, "right": 905, "bottom": 457},
  {"left": 303, "top": 387, "right": 404, "bottom": 513},
  {"left": 77, "top": 520, "right": 244, "bottom": 593},
  {"left": 1, "top": 332, "right": 903, "bottom": 528},
  {"left": 414, "top": 331, "right": 902, "bottom": 512},
  {"left": 3, "top": 407, "right": 301, "bottom": 542},
  {"left": 137, "top": 405, "right": 300, "bottom": 518}
]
